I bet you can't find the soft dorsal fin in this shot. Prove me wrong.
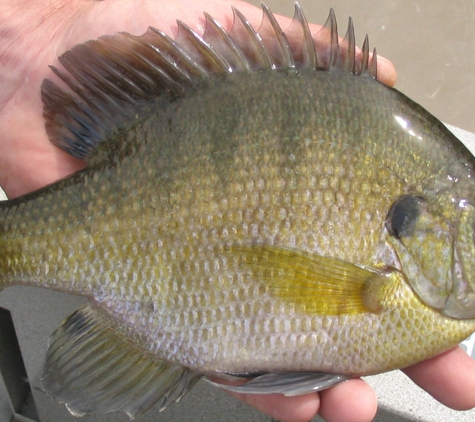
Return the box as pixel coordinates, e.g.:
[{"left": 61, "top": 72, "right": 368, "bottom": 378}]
[{"left": 41, "top": 3, "right": 378, "bottom": 161}]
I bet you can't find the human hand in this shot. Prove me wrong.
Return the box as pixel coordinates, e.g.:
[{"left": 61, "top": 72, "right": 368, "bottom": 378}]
[
  {"left": 4, "top": 2, "right": 470, "bottom": 422},
  {"left": 230, "top": 346, "right": 475, "bottom": 422}
]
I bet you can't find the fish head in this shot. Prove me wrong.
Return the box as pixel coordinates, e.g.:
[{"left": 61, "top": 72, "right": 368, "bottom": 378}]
[{"left": 385, "top": 167, "right": 475, "bottom": 319}]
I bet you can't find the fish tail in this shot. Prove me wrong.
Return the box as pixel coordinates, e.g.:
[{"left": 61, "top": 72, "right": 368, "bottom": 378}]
[
  {"left": 0, "top": 198, "right": 15, "bottom": 292},
  {"left": 0, "top": 183, "right": 108, "bottom": 296},
  {"left": 0, "top": 192, "right": 52, "bottom": 292}
]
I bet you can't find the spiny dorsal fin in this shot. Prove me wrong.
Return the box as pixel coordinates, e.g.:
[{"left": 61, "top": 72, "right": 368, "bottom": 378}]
[
  {"left": 41, "top": 304, "right": 200, "bottom": 419},
  {"left": 41, "top": 3, "right": 378, "bottom": 161}
]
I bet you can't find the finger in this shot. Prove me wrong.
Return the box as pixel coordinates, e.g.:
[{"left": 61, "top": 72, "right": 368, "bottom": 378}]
[
  {"left": 403, "top": 346, "right": 475, "bottom": 411},
  {"left": 318, "top": 378, "right": 377, "bottom": 422},
  {"left": 373, "top": 55, "right": 397, "bottom": 87},
  {"left": 227, "top": 390, "right": 320, "bottom": 422}
]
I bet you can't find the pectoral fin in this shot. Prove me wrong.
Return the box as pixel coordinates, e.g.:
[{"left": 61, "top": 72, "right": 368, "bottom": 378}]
[
  {"left": 41, "top": 304, "right": 199, "bottom": 419},
  {"left": 231, "top": 245, "right": 391, "bottom": 315},
  {"left": 206, "top": 372, "right": 349, "bottom": 396}
]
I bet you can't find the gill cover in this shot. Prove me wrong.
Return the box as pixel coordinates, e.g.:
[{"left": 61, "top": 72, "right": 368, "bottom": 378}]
[{"left": 386, "top": 175, "right": 475, "bottom": 319}]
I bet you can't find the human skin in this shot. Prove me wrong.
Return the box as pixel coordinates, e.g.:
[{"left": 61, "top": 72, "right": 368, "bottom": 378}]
[{"left": 1, "top": 1, "right": 474, "bottom": 422}]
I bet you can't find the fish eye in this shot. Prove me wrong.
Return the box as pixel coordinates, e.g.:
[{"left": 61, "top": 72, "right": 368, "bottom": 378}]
[{"left": 385, "top": 195, "right": 425, "bottom": 239}]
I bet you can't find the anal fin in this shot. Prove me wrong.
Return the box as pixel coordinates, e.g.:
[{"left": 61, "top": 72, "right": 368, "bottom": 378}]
[
  {"left": 41, "top": 304, "right": 199, "bottom": 419},
  {"left": 206, "top": 372, "right": 349, "bottom": 396}
]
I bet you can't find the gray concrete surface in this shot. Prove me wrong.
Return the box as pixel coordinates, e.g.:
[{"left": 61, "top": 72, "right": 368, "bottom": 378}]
[{"left": 2, "top": 1, "right": 475, "bottom": 421}]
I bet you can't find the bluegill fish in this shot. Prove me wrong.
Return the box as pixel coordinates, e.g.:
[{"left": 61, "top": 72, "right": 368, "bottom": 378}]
[{"left": 1, "top": 2, "right": 475, "bottom": 419}]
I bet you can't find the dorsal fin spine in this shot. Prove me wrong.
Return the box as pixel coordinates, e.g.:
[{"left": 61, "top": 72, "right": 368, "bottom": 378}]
[
  {"left": 231, "top": 6, "right": 274, "bottom": 69},
  {"left": 359, "top": 35, "right": 370, "bottom": 75},
  {"left": 343, "top": 17, "right": 356, "bottom": 73},
  {"left": 260, "top": 3, "right": 295, "bottom": 69},
  {"left": 147, "top": 28, "right": 207, "bottom": 80},
  {"left": 369, "top": 47, "right": 378, "bottom": 79},
  {"left": 292, "top": 2, "right": 317, "bottom": 69},
  {"left": 131, "top": 30, "right": 191, "bottom": 84},
  {"left": 176, "top": 20, "right": 231, "bottom": 73},
  {"left": 41, "top": 3, "right": 379, "bottom": 161},
  {"left": 203, "top": 11, "right": 250, "bottom": 72},
  {"left": 325, "top": 8, "right": 339, "bottom": 69}
]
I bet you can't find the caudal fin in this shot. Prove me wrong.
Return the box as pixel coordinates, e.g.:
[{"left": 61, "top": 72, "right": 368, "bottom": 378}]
[{"left": 0, "top": 186, "right": 8, "bottom": 292}]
